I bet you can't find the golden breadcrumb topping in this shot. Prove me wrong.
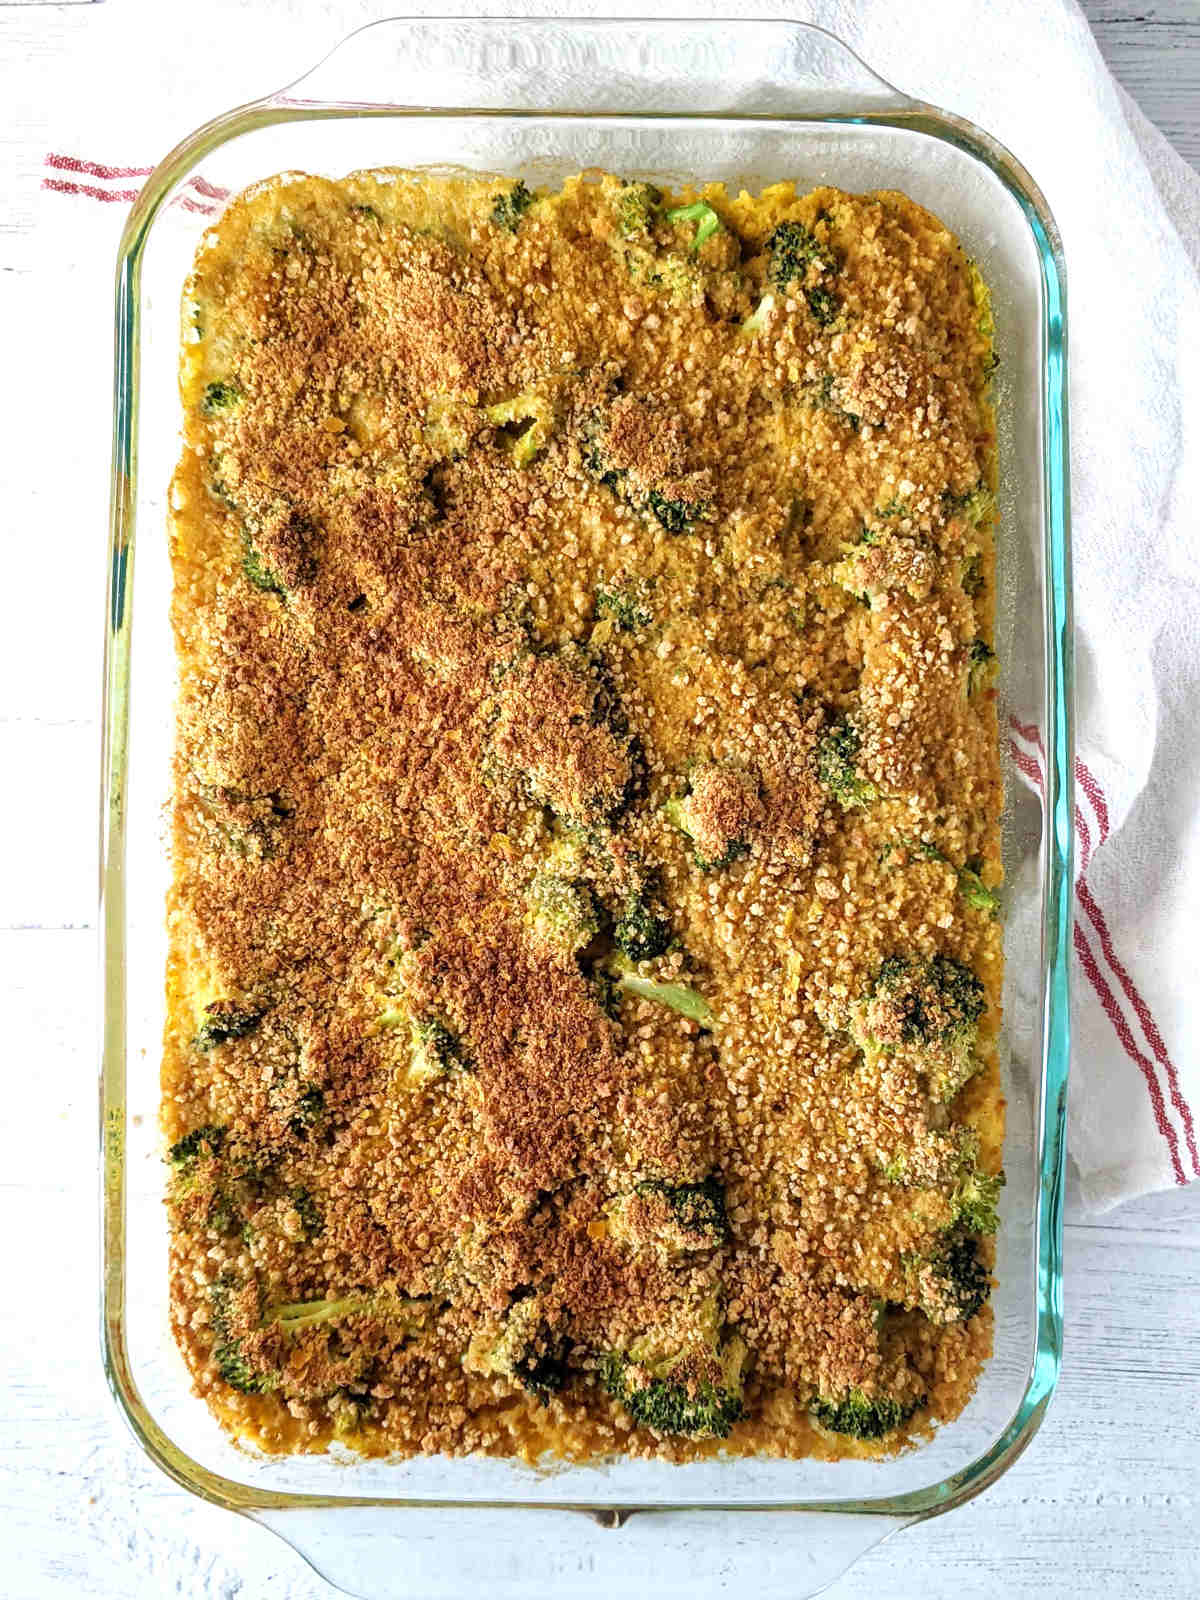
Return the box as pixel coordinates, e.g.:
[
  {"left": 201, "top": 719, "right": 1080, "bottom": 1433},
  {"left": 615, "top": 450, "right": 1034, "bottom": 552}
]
[{"left": 164, "top": 170, "right": 1004, "bottom": 1464}]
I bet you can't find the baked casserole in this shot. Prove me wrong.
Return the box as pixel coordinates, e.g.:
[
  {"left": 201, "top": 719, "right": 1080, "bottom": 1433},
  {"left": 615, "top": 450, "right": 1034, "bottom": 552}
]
[{"left": 164, "top": 170, "right": 1003, "bottom": 1463}]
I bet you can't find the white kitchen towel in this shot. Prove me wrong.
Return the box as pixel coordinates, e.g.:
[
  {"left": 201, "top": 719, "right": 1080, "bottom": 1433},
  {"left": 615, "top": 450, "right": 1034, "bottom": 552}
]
[{"left": 28, "top": 0, "right": 1200, "bottom": 1212}]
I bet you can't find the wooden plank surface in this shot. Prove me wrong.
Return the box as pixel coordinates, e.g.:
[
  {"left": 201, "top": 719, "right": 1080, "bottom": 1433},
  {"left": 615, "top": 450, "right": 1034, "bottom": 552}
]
[{"left": 1083, "top": 0, "right": 1200, "bottom": 167}]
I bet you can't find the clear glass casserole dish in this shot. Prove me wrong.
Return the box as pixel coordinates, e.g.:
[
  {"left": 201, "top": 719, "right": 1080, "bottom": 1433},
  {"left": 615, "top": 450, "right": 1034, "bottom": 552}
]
[{"left": 100, "top": 18, "right": 1073, "bottom": 1597}]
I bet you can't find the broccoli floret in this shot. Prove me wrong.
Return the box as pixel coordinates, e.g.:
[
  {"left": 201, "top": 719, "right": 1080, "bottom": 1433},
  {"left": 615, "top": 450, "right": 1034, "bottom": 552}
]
[
  {"left": 765, "top": 220, "right": 837, "bottom": 289},
  {"left": 872, "top": 952, "right": 985, "bottom": 1044},
  {"left": 764, "top": 220, "right": 840, "bottom": 324},
  {"left": 193, "top": 1002, "right": 264, "bottom": 1052},
  {"left": 594, "top": 576, "right": 653, "bottom": 632},
  {"left": 408, "top": 1018, "right": 466, "bottom": 1083},
  {"left": 816, "top": 718, "right": 877, "bottom": 809},
  {"left": 241, "top": 531, "right": 284, "bottom": 594},
  {"left": 886, "top": 838, "right": 1000, "bottom": 918},
  {"left": 856, "top": 954, "right": 985, "bottom": 1103},
  {"left": 632, "top": 1177, "right": 730, "bottom": 1249},
  {"left": 905, "top": 1233, "right": 991, "bottom": 1324},
  {"left": 168, "top": 1125, "right": 226, "bottom": 1166},
  {"left": 490, "top": 180, "right": 535, "bottom": 232},
  {"left": 811, "top": 1387, "right": 921, "bottom": 1440},
  {"left": 378, "top": 1005, "right": 468, "bottom": 1084},
  {"left": 210, "top": 1278, "right": 274, "bottom": 1394},
  {"left": 167, "top": 1125, "right": 252, "bottom": 1235},
  {"left": 491, "top": 644, "right": 636, "bottom": 827},
  {"left": 600, "top": 1331, "right": 747, "bottom": 1439},
  {"left": 880, "top": 1125, "right": 1003, "bottom": 1234},
  {"left": 268, "top": 1291, "right": 430, "bottom": 1335},
  {"left": 202, "top": 379, "right": 243, "bottom": 415},
  {"left": 579, "top": 411, "right": 625, "bottom": 490},
  {"left": 289, "top": 1085, "right": 325, "bottom": 1135},
  {"left": 525, "top": 873, "right": 601, "bottom": 957},
  {"left": 484, "top": 388, "right": 558, "bottom": 467},
  {"left": 665, "top": 200, "right": 723, "bottom": 253},
  {"left": 465, "top": 1296, "right": 567, "bottom": 1403},
  {"left": 966, "top": 638, "right": 998, "bottom": 697},
  {"left": 957, "top": 858, "right": 1000, "bottom": 917},
  {"left": 210, "top": 1275, "right": 429, "bottom": 1396},
  {"left": 647, "top": 487, "right": 708, "bottom": 534},
  {"left": 615, "top": 180, "right": 664, "bottom": 238},
  {"left": 612, "top": 887, "right": 672, "bottom": 963},
  {"left": 740, "top": 292, "right": 776, "bottom": 339},
  {"left": 290, "top": 1187, "right": 324, "bottom": 1241},
  {"left": 944, "top": 482, "right": 996, "bottom": 528},
  {"left": 953, "top": 1166, "right": 1005, "bottom": 1235},
  {"left": 213, "top": 473, "right": 319, "bottom": 600},
  {"left": 664, "top": 763, "right": 757, "bottom": 870},
  {"left": 611, "top": 963, "right": 716, "bottom": 1028},
  {"left": 961, "top": 550, "right": 985, "bottom": 597}
]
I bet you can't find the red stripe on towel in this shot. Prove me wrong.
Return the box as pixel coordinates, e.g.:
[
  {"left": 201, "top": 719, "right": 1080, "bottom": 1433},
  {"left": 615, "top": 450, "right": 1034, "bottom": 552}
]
[{"left": 1074, "top": 922, "right": 1186, "bottom": 1184}]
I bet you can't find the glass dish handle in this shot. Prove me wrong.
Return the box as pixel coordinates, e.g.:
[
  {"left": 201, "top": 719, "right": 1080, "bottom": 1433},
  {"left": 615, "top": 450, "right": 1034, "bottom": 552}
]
[
  {"left": 272, "top": 16, "right": 914, "bottom": 117},
  {"left": 255, "top": 1503, "right": 911, "bottom": 1598}
]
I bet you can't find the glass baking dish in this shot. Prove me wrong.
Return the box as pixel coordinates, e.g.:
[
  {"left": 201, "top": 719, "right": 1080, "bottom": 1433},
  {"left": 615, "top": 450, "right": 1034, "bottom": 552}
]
[{"left": 100, "top": 17, "right": 1073, "bottom": 1597}]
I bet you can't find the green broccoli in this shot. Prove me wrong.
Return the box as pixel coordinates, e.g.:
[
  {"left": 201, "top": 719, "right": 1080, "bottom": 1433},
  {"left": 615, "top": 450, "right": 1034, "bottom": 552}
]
[
  {"left": 816, "top": 718, "right": 878, "bottom": 809},
  {"left": 966, "top": 639, "right": 998, "bottom": 697},
  {"left": 803, "top": 286, "right": 839, "bottom": 327},
  {"left": 631, "top": 1177, "right": 730, "bottom": 1249},
  {"left": 465, "top": 1295, "right": 567, "bottom": 1403},
  {"left": 880, "top": 1124, "right": 1003, "bottom": 1234},
  {"left": 944, "top": 482, "right": 995, "bottom": 528},
  {"left": 600, "top": 1330, "right": 748, "bottom": 1440},
  {"left": 167, "top": 1125, "right": 252, "bottom": 1235},
  {"left": 647, "top": 487, "right": 709, "bottom": 534},
  {"left": 615, "top": 180, "right": 664, "bottom": 238},
  {"left": 211, "top": 470, "right": 319, "bottom": 599},
  {"left": 193, "top": 1002, "right": 264, "bottom": 1052},
  {"left": 957, "top": 858, "right": 1000, "bottom": 917},
  {"left": 904, "top": 1233, "right": 991, "bottom": 1324},
  {"left": 202, "top": 379, "right": 243, "bottom": 415},
  {"left": 241, "top": 530, "right": 285, "bottom": 594},
  {"left": 803, "top": 372, "right": 861, "bottom": 431},
  {"left": 377, "top": 1006, "right": 468, "bottom": 1085},
  {"left": 168, "top": 1125, "right": 226, "bottom": 1166},
  {"left": 579, "top": 411, "right": 625, "bottom": 491},
  {"left": 290, "top": 1187, "right": 324, "bottom": 1241},
  {"left": 885, "top": 838, "right": 1000, "bottom": 919},
  {"left": 952, "top": 1165, "right": 1005, "bottom": 1235},
  {"left": 267, "top": 1291, "right": 430, "bottom": 1335},
  {"left": 664, "top": 763, "right": 757, "bottom": 870},
  {"left": 961, "top": 550, "right": 985, "bottom": 597},
  {"left": 490, "top": 180, "right": 536, "bottom": 232},
  {"left": 289, "top": 1085, "right": 326, "bottom": 1135},
  {"left": 524, "top": 873, "right": 601, "bottom": 957},
  {"left": 764, "top": 220, "right": 840, "bottom": 324},
  {"left": 665, "top": 200, "right": 723, "bottom": 253},
  {"left": 210, "top": 1281, "right": 432, "bottom": 1395},
  {"left": 594, "top": 576, "right": 653, "bottom": 632},
  {"left": 210, "top": 1277, "right": 274, "bottom": 1393},
  {"left": 611, "top": 963, "right": 716, "bottom": 1028},
  {"left": 612, "top": 887, "right": 672, "bottom": 963},
  {"left": 855, "top": 954, "right": 985, "bottom": 1102},
  {"left": 740, "top": 292, "right": 776, "bottom": 339},
  {"left": 484, "top": 388, "right": 558, "bottom": 467},
  {"left": 810, "top": 1387, "right": 921, "bottom": 1440}
]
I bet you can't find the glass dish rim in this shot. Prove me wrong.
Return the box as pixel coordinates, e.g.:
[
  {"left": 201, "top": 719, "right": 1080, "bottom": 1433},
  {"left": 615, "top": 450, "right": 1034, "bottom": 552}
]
[{"left": 99, "top": 12, "right": 1074, "bottom": 1531}]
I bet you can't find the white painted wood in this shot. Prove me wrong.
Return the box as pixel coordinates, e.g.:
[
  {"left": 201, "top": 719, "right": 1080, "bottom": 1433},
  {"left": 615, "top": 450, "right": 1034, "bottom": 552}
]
[
  {"left": 0, "top": 2, "right": 1196, "bottom": 1596},
  {"left": 1082, "top": 0, "right": 1200, "bottom": 167}
]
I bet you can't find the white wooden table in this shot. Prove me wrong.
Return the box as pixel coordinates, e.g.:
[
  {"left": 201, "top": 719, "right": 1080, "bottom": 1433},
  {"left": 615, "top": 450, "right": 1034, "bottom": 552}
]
[{"left": 2, "top": 4, "right": 1197, "bottom": 1598}]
